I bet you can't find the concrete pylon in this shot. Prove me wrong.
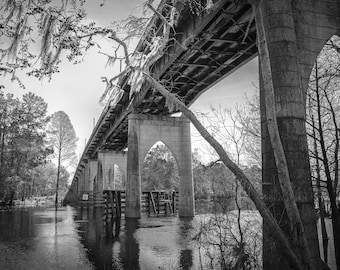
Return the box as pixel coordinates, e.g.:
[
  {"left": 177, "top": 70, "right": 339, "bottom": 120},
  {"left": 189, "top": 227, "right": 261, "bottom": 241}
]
[
  {"left": 77, "top": 168, "right": 85, "bottom": 200},
  {"left": 89, "top": 159, "right": 97, "bottom": 193},
  {"left": 257, "top": 0, "right": 340, "bottom": 269},
  {"left": 83, "top": 160, "right": 90, "bottom": 192},
  {"left": 96, "top": 150, "right": 127, "bottom": 200},
  {"left": 126, "top": 114, "right": 194, "bottom": 218}
]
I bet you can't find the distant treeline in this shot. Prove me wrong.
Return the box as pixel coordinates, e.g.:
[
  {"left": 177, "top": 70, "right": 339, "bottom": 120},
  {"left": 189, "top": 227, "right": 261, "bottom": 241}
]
[{"left": 0, "top": 91, "right": 69, "bottom": 205}]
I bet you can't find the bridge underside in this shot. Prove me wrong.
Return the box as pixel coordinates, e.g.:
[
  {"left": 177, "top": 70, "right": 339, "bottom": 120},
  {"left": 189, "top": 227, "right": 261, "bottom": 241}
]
[{"left": 82, "top": 0, "right": 257, "bottom": 159}]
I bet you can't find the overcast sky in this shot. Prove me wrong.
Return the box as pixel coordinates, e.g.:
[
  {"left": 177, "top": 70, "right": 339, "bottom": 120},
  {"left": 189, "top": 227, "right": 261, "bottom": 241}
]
[{"left": 2, "top": 0, "right": 258, "bottom": 166}]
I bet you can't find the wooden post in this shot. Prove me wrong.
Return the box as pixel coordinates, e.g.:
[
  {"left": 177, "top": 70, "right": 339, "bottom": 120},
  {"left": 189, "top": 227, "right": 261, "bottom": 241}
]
[
  {"left": 165, "top": 193, "right": 168, "bottom": 216},
  {"left": 105, "top": 191, "right": 109, "bottom": 221},
  {"left": 172, "top": 191, "right": 176, "bottom": 213},
  {"left": 148, "top": 192, "right": 150, "bottom": 216},
  {"left": 109, "top": 191, "right": 115, "bottom": 221},
  {"left": 157, "top": 192, "right": 160, "bottom": 215},
  {"left": 116, "top": 191, "right": 121, "bottom": 218}
]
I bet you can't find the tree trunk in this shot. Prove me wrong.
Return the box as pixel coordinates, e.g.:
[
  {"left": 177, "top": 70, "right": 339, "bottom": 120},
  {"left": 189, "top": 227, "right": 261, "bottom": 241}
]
[
  {"left": 311, "top": 114, "right": 329, "bottom": 263},
  {"left": 315, "top": 65, "right": 340, "bottom": 269},
  {"left": 0, "top": 107, "right": 7, "bottom": 183},
  {"left": 251, "top": 2, "right": 314, "bottom": 268},
  {"left": 55, "top": 149, "right": 61, "bottom": 207}
]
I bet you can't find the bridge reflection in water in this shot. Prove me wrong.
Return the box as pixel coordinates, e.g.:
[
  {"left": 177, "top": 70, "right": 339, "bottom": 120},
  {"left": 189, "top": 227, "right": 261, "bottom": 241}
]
[
  {"left": 77, "top": 206, "right": 196, "bottom": 269},
  {"left": 0, "top": 206, "right": 198, "bottom": 270}
]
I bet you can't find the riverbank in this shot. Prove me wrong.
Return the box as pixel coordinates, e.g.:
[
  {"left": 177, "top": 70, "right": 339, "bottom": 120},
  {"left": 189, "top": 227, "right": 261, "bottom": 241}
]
[{"left": 0, "top": 197, "right": 57, "bottom": 211}]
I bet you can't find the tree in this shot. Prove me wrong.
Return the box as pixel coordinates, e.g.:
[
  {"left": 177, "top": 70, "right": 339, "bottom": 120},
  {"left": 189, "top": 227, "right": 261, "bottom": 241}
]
[
  {"left": 0, "top": 91, "right": 51, "bottom": 202},
  {"left": 48, "top": 111, "right": 77, "bottom": 205},
  {"left": 201, "top": 98, "right": 261, "bottom": 167},
  {"left": 31, "top": 162, "right": 69, "bottom": 197},
  {"left": 306, "top": 36, "right": 340, "bottom": 267},
  {"left": 0, "top": 0, "right": 90, "bottom": 83},
  {"left": 142, "top": 144, "right": 179, "bottom": 191}
]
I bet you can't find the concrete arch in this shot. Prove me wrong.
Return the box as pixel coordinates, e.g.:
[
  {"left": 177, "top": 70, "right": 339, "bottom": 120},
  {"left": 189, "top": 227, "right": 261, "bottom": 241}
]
[
  {"left": 97, "top": 150, "right": 127, "bottom": 194},
  {"left": 126, "top": 113, "right": 194, "bottom": 218},
  {"left": 298, "top": 32, "right": 340, "bottom": 100},
  {"left": 136, "top": 116, "right": 191, "bottom": 178},
  {"left": 141, "top": 141, "right": 180, "bottom": 190},
  {"left": 293, "top": 1, "right": 340, "bottom": 96},
  {"left": 110, "top": 164, "right": 126, "bottom": 190},
  {"left": 303, "top": 34, "right": 340, "bottom": 107},
  {"left": 141, "top": 140, "right": 181, "bottom": 180}
]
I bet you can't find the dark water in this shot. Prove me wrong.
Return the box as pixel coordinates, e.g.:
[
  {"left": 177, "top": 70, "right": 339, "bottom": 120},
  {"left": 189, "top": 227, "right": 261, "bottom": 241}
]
[{"left": 0, "top": 206, "right": 198, "bottom": 270}]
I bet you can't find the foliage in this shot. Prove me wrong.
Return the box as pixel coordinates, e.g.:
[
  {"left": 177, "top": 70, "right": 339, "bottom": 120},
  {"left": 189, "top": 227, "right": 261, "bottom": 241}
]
[
  {"left": 48, "top": 111, "right": 77, "bottom": 168},
  {"left": 31, "top": 162, "right": 69, "bottom": 197},
  {"left": 48, "top": 110, "right": 77, "bottom": 203},
  {"left": 142, "top": 143, "right": 179, "bottom": 191},
  {"left": 112, "top": 164, "right": 125, "bottom": 190},
  {"left": 193, "top": 153, "right": 261, "bottom": 210},
  {"left": 0, "top": 90, "right": 51, "bottom": 202},
  {"left": 307, "top": 35, "right": 340, "bottom": 199},
  {"left": 306, "top": 35, "right": 340, "bottom": 267},
  {"left": 193, "top": 211, "right": 262, "bottom": 270},
  {"left": 0, "top": 0, "right": 92, "bottom": 82}
]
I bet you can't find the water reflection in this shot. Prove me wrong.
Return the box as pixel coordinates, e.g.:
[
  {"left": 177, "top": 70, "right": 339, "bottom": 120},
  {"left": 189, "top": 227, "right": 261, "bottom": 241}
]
[
  {"left": 0, "top": 207, "right": 94, "bottom": 270},
  {"left": 75, "top": 207, "right": 114, "bottom": 269},
  {"left": 177, "top": 217, "right": 194, "bottom": 269},
  {"left": 0, "top": 206, "right": 198, "bottom": 270},
  {"left": 75, "top": 207, "right": 197, "bottom": 270}
]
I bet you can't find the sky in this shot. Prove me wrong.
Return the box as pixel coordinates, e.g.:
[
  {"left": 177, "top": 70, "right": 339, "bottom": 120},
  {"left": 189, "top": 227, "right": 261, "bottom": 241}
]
[{"left": 2, "top": 0, "right": 259, "bottom": 171}]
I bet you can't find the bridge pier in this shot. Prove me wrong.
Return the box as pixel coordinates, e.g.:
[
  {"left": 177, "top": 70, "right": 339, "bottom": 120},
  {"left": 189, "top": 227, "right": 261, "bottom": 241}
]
[
  {"left": 88, "top": 159, "right": 97, "bottom": 193},
  {"left": 96, "top": 150, "right": 127, "bottom": 201},
  {"left": 257, "top": 0, "right": 340, "bottom": 268},
  {"left": 83, "top": 160, "right": 90, "bottom": 193},
  {"left": 126, "top": 114, "right": 194, "bottom": 218},
  {"left": 77, "top": 168, "right": 85, "bottom": 200}
]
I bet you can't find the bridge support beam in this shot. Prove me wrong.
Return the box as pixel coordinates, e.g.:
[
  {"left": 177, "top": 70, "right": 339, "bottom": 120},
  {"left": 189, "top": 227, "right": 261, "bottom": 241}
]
[
  {"left": 96, "top": 150, "right": 127, "bottom": 200},
  {"left": 257, "top": 0, "right": 340, "bottom": 269},
  {"left": 126, "top": 114, "right": 194, "bottom": 218},
  {"left": 77, "top": 168, "right": 85, "bottom": 201},
  {"left": 83, "top": 160, "right": 90, "bottom": 192}
]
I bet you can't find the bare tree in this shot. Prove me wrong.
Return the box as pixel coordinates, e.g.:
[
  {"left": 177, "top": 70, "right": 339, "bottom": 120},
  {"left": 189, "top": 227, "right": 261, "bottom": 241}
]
[
  {"left": 49, "top": 111, "right": 77, "bottom": 206},
  {"left": 306, "top": 37, "right": 340, "bottom": 267}
]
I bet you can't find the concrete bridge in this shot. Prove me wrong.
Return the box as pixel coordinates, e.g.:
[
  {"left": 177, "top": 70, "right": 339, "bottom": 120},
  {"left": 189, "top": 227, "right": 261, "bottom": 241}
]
[
  {"left": 65, "top": 0, "right": 258, "bottom": 216},
  {"left": 64, "top": 0, "right": 339, "bottom": 268}
]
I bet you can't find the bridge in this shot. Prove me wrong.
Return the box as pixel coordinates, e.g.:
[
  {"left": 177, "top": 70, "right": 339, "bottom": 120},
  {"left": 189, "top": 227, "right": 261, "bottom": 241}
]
[
  {"left": 65, "top": 0, "right": 258, "bottom": 216},
  {"left": 64, "top": 0, "right": 339, "bottom": 269}
]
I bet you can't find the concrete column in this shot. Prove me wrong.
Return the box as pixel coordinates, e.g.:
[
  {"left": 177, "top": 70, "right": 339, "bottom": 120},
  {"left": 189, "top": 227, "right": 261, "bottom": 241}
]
[
  {"left": 178, "top": 118, "right": 195, "bottom": 217},
  {"left": 126, "top": 113, "right": 194, "bottom": 218},
  {"left": 76, "top": 171, "right": 83, "bottom": 196},
  {"left": 97, "top": 150, "right": 128, "bottom": 200},
  {"left": 96, "top": 153, "right": 104, "bottom": 200},
  {"left": 126, "top": 115, "right": 141, "bottom": 218},
  {"left": 74, "top": 179, "right": 79, "bottom": 202},
  {"left": 78, "top": 169, "right": 86, "bottom": 201},
  {"left": 84, "top": 160, "right": 90, "bottom": 192},
  {"left": 258, "top": 0, "right": 340, "bottom": 268},
  {"left": 89, "top": 159, "right": 97, "bottom": 192}
]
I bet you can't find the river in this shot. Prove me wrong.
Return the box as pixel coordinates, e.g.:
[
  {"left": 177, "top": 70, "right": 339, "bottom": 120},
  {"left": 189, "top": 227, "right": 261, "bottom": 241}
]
[
  {"left": 0, "top": 206, "right": 207, "bottom": 270},
  {"left": 0, "top": 206, "right": 334, "bottom": 270}
]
